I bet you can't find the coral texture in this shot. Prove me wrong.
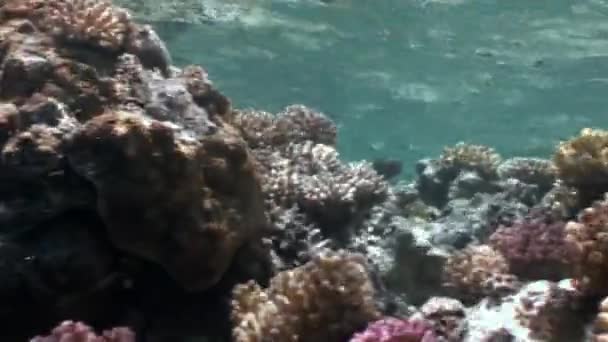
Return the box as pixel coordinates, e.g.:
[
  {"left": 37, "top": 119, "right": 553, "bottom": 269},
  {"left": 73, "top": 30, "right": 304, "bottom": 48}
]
[
  {"left": 31, "top": 321, "right": 135, "bottom": 342},
  {"left": 442, "top": 244, "right": 515, "bottom": 303},
  {"left": 349, "top": 317, "right": 437, "bottom": 342},
  {"left": 415, "top": 297, "right": 467, "bottom": 341},
  {"left": 514, "top": 280, "right": 581, "bottom": 341},
  {"left": 0, "top": 0, "right": 267, "bottom": 294},
  {"left": 440, "top": 143, "right": 502, "bottom": 179},
  {"left": 231, "top": 250, "right": 380, "bottom": 342},
  {"left": 554, "top": 128, "right": 608, "bottom": 203},
  {"left": 497, "top": 157, "right": 556, "bottom": 189},
  {"left": 67, "top": 111, "right": 267, "bottom": 290},
  {"left": 2, "top": 0, "right": 132, "bottom": 51},
  {"left": 564, "top": 194, "right": 608, "bottom": 295},
  {"left": 489, "top": 210, "right": 570, "bottom": 280}
]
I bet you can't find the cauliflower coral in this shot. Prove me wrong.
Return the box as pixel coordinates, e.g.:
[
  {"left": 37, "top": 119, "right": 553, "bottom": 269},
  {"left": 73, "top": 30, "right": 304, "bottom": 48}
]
[{"left": 231, "top": 250, "right": 379, "bottom": 342}]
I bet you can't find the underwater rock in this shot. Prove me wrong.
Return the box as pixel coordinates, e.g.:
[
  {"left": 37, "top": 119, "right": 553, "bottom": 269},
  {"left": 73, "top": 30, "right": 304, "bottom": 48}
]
[
  {"left": 66, "top": 111, "right": 267, "bottom": 291},
  {"left": 432, "top": 193, "right": 529, "bottom": 247},
  {"left": 0, "top": 1, "right": 272, "bottom": 339},
  {"left": 372, "top": 158, "right": 403, "bottom": 180}
]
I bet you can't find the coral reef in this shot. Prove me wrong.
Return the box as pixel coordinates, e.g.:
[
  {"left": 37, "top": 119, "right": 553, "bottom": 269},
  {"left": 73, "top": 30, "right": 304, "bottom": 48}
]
[
  {"left": 3, "top": 0, "right": 608, "bottom": 341},
  {"left": 231, "top": 250, "right": 379, "bottom": 342}
]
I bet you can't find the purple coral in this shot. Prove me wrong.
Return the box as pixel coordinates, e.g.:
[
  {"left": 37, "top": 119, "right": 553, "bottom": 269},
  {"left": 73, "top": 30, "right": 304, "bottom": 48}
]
[
  {"left": 350, "top": 317, "right": 437, "bottom": 342},
  {"left": 30, "top": 320, "right": 135, "bottom": 342},
  {"left": 489, "top": 209, "right": 569, "bottom": 280}
]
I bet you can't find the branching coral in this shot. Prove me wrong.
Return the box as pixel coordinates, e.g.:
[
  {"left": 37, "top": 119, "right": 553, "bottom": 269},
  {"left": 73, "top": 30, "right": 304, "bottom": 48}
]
[
  {"left": 489, "top": 210, "right": 570, "bottom": 280},
  {"left": 31, "top": 321, "right": 135, "bottom": 342},
  {"left": 554, "top": 128, "right": 608, "bottom": 203},
  {"left": 497, "top": 157, "right": 557, "bottom": 190},
  {"left": 563, "top": 194, "right": 608, "bottom": 295},
  {"left": 349, "top": 317, "right": 437, "bottom": 342},
  {"left": 296, "top": 160, "right": 388, "bottom": 230},
  {"left": 440, "top": 142, "right": 502, "bottom": 179},
  {"left": 442, "top": 244, "right": 516, "bottom": 303},
  {"left": 2, "top": 0, "right": 133, "bottom": 51},
  {"left": 234, "top": 105, "right": 337, "bottom": 148},
  {"left": 231, "top": 250, "right": 380, "bottom": 342}
]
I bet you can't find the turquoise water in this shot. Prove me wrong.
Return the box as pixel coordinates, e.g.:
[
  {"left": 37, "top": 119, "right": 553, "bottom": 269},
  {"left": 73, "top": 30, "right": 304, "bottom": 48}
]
[{"left": 153, "top": 0, "right": 608, "bottom": 175}]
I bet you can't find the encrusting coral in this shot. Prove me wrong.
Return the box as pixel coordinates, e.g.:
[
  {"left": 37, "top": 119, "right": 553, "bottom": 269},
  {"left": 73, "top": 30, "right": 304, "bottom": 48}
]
[{"left": 231, "top": 250, "right": 380, "bottom": 342}]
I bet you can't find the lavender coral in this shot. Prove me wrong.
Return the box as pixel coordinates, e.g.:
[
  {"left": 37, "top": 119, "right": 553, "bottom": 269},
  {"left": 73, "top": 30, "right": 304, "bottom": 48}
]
[
  {"left": 489, "top": 210, "right": 570, "bottom": 280},
  {"left": 231, "top": 250, "right": 380, "bottom": 342},
  {"left": 30, "top": 321, "right": 135, "bottom": 342},
  {"left": 349, "top": 317, "right": 437, "bottom": 342}
]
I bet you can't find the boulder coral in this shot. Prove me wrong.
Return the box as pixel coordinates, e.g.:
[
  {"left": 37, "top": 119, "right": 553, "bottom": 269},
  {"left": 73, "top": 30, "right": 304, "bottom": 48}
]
[{"left": 0, "top": 0, "right": 267, "bottom": 294}]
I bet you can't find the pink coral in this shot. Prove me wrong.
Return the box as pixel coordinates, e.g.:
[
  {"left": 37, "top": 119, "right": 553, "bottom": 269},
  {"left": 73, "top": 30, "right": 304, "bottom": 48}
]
[
  {"left": 30, "top": 320, "right": 135, "bottom": 342},
  {"left": 349, "top": 317, "right": 437, "bottom": 342},
  {"left": 489, "top": 210, "right": 570, "bottom": 280}
]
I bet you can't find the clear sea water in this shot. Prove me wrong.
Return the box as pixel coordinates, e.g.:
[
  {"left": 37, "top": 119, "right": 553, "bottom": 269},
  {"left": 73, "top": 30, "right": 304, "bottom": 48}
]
[{"left": 149, "top": 0, "right": 608, "bottom": 177}]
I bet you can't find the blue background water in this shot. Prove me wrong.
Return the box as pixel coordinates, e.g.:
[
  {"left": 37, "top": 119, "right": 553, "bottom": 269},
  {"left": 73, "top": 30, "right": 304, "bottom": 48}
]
[{"left": 151, "top": 0, "right": 608, "bottom": 177}]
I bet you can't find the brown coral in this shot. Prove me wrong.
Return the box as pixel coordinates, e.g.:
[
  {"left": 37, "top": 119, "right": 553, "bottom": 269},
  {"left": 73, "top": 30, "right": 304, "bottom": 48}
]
[
  {"left": 233, "top": 105, "right": 337, "bottom": 149},
  {"left": 563, "top": 194, "right": 608, "bottom": 295},
  {"left": 442, "top": 244, "right": 516, "bottom": 303},
  {"left": 66, "top": 111, "right": 268, "bottom": 291},
  {"left": 554, "top": 128, "right": 608, "bottom": 203},
  {"left": 2, "top": 0, "right": 133, "bottom": 51},
  {"left": 440, "top": 142, "right": 502, "bottom": 179},
  {"left": 593, "top": 297, "right": 608, "bottom": 342},
  {"left": 231, "top": 250, "right": 380, "bottom": 342}
]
